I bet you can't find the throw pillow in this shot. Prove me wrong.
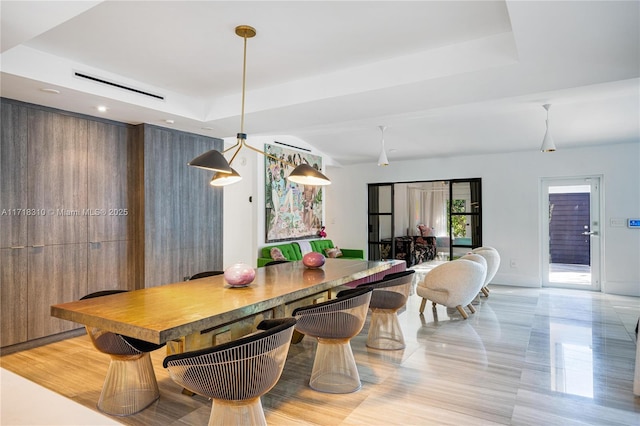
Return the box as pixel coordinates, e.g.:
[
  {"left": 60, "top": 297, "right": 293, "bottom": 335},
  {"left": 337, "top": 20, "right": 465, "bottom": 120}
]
[
  {"left": 270, "top": 247, "right": 287, "bottom": 261},
  {"left": 325, "top": 247, "right": 343, "bottom": 258},
  {"left": 417, "top": 224, "right": 434, "bottom": 237}
]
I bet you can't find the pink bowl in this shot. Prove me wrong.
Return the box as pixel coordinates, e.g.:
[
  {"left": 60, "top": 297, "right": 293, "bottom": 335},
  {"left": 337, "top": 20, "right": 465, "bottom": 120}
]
[
  {"left": 224, "top": 263, "right": 256, "bottom": 286},
  {"left": 302, "top": 252, "right": 325, "bottom": 269}
]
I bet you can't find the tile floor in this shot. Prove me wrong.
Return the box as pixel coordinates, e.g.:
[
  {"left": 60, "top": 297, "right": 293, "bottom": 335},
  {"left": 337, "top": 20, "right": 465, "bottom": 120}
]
[{"left": 1, "top": 285, "right": 639, "bottom": 425}]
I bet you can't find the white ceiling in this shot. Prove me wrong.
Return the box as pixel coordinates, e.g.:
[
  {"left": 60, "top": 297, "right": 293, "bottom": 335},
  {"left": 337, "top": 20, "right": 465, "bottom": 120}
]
[{"left": 1, "top": 1, "right": 638, "bottom": 166}]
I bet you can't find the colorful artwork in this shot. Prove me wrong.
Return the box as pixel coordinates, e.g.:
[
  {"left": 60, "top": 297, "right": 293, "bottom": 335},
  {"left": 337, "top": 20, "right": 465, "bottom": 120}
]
[{"left": 265, "top": 143, "right": 323, "bottom": 242}]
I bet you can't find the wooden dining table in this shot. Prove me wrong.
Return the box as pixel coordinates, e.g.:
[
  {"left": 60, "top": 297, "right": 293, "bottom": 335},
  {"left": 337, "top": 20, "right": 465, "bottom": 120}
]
[{"left": 51, "top": 258, "right": 403, "bottom": 349}]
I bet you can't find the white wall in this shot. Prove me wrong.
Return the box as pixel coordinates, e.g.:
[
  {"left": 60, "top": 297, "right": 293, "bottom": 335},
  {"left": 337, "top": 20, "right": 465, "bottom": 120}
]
[
  {"left": 323, "top": 142, "right": 640, "bottom": 296},
  {"left": 222, "top": 140, "right": 257, "bottom": 269},
  {"left": 223, "top": 141, "right": 639, "bottom": 296}
]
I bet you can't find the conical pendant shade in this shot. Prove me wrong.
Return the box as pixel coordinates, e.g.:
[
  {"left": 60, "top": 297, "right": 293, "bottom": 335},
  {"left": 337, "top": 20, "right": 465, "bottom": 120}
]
[
  {"left": 378, "top": 148, "right": 389, "bottom": 166},
  {"left": 189, "top": 25, "right": 330, "bottom": 187},
  {"left": 540, "top": 104, "right": 556, "bottom": 152},
  {"left": 287, "top": 163, "right": 331, "bottom": 186},
  {"left": 378, "top": 125, "right": 389, "bottom": 166},
  {"left": 210, "top": 168, "right": 242, "bottom": 186},
  {"left": 188, "top": 150, "right": 232, "bottom": 173}
]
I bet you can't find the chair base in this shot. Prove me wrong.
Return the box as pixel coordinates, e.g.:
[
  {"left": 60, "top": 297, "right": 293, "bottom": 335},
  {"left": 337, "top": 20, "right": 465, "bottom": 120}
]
[
  {"left": 310, "top": 338, "right": 361, "bottom": 393},
  {"left": 209, "top": 397, "right": 266, "bottom": 426},
  {"left": 367, "top": 309, "right": 405, "bottom": 350},
  {"left": 98, "top": 352, "right": 160, "bottom": 416}
]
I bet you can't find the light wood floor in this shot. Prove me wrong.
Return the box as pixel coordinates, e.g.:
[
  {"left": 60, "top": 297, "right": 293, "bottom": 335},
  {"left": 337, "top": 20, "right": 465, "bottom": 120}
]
[{"left": 2, "top": 286, "right": 639, "bottom": 425}]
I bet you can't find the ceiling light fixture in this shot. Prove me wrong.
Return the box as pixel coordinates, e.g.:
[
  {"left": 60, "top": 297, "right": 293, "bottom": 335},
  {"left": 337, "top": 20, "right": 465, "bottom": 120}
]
[
  {"left": 377, "top": 125, "right": 389, "bottom": 166},
  {"left": 191, "top": 25, "right": 331, "bottom": 187},
  {"left": 540, "top": 104, "right": 556, "bottom": 152}
]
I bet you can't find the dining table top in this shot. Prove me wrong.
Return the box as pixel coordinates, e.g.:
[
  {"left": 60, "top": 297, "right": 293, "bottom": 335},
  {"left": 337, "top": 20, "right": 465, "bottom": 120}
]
[{"left": 51, "top": 258, "right": 403, "bottom": 344}]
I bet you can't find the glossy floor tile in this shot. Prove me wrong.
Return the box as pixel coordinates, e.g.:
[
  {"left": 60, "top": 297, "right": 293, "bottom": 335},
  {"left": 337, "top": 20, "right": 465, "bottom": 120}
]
[{"left": 1, "top": 285, "right": 639, "bottom": 425}]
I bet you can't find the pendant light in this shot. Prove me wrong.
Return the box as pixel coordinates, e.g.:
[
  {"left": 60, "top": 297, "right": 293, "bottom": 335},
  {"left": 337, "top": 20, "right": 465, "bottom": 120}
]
[
  {"left": 195, "top": 25, "right": 331, "bottom": 187},
  {"left": 540, "top": 104, "right": 556, "bottom": 152},
  {"left": 377, "top": 125, "right": 389, "bottom": 166}
]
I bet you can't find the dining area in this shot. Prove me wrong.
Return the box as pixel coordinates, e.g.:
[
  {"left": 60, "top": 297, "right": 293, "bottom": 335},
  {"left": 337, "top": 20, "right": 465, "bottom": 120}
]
[
  {"left": 42, "top": 258, "right": 407, "bottom": 424},
  {"left": 3, "top": 275, "right": 640, "bottom": 425}
]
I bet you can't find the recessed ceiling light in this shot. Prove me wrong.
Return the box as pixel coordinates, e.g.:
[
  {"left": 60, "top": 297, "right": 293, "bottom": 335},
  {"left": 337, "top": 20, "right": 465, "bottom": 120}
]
[
  {"left": 165, "top": 119, "right": 175, "bottom": 124},
  {"left": 97, "top": 105, "right": 108, "bottom": 112},
  {"left": 40, "top": 88, "right": 60, "bottom": 94},
  {"left": 202, "top": 126, "right": 214, "bottom": 131}
]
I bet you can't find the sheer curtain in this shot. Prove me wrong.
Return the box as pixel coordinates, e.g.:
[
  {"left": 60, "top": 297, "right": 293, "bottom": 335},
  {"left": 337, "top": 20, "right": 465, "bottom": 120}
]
[{"left": 407, "top": 184, "right": 447, "bottom": 236}]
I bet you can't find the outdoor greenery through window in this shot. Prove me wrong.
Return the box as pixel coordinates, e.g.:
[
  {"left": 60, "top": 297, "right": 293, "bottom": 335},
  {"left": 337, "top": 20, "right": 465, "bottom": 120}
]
[{"left": 449, "top": 199, "right": 467, "bottom": 238}]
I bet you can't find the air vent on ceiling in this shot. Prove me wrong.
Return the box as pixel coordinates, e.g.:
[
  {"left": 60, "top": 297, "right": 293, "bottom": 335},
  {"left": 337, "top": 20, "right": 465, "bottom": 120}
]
[
  {"left": 274, "top": 140, "right": 310, "bottom": 152},
  {"left": 73, "top": 71, "right": 165, "bottom": 100}
]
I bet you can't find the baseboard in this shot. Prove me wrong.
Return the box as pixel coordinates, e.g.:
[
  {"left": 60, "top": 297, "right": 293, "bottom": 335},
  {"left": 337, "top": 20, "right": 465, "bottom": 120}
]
[{"left": 0, "top": 328, "right": 85, "bottom": 356}]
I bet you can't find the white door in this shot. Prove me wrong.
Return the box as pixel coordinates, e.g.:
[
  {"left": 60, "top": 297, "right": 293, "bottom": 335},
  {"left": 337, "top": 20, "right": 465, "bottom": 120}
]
[{"left": 541, "top": 177, "right": 601, "bottom": 290}]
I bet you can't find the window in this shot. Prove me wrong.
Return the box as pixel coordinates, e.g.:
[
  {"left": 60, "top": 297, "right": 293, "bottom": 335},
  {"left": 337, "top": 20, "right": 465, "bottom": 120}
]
[{"left": 368, "top": 179, "right": 482, "bottom": 261}]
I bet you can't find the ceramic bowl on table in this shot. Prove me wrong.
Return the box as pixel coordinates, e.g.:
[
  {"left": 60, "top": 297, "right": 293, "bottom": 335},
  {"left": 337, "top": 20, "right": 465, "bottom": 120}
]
[
  {"left": 302, "top": 252, "right": 325, "bottom": 269},
  {"left": 224, "top": 263, "right": 256, "bottom": 287}
]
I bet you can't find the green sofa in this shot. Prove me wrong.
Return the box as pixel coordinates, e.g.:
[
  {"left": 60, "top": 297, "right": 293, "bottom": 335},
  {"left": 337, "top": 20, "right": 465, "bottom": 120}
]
[{"left": 257, "top": 239, "right": 364, "bottom": 267}]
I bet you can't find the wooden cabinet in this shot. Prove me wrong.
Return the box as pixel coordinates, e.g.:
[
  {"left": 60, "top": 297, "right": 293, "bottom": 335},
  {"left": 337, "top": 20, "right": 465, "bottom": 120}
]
[
  {"left": 0, "top": 100, "right": 141, "bottom": 347},
  {"left": 0, "top": 248, "right": 28, "bottom": 346},
  {"left": 0, "top": 99, "right": 222, "bottom": 348},
  {"left": 1, "top": 101, "right": 29, "bottom": 346},
  {"left": 140, "top": 124, "right": 223, "bottom": 287},
  {"left": 27, "top": 110, "right": 88, "bottom": 245},
  {"left": 27, "top": 244, "right": 88, "bottom": 339},
  {"left": 86, "top": 121, "right": 142, "bottom": 293}
]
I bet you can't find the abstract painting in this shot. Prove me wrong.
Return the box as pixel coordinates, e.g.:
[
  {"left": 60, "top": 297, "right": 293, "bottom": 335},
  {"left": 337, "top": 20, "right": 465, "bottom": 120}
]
[{"left": 264, "top": 143, "right": 323, "bottom": 242}]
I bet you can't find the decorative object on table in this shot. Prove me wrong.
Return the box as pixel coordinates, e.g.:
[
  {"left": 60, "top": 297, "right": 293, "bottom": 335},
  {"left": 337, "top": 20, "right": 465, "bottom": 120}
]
[
  {"left": 265, "top": 142, "right": 325, "bottom": 242},
  {"left": 302, "top": 252, "right": 325, "bottom": 269},
  {"left": 317, "top": 225, "right": 327, "bottom": 238},
  {"left": 224, "top": 262, "right": 256, "bottom": 286},
  {"left": 324, "top": 247, "right": 343, "bottom": 258},
  {"left": 189, "top": 25, "right": 330, "bottom": 188}
]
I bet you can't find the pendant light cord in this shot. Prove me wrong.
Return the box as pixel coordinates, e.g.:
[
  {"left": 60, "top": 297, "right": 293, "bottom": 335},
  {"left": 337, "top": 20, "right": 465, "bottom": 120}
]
[{"left": 240, "top": 34, "right": 248, "bottom": 135}]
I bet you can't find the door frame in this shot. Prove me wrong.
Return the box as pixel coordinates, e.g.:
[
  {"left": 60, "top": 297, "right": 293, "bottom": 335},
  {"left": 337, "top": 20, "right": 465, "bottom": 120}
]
[{"left": 541, "top": 176, "right": 602, "bottom": 291}]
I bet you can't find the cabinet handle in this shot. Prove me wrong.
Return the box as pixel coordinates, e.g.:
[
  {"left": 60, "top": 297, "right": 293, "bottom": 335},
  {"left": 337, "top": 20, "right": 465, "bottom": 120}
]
[
  {"left": 31, "top": 244, "right": 44, "bottom": 248},
  {"left": 10, "top": 246, "right": 25, "bottom": 249}
]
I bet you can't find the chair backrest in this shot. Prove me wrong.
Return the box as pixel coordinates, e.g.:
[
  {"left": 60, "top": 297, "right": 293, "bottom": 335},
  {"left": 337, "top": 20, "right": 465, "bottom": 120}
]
[
  {"left": 292, "top": 287, "right": 372, "bottom": 339},
  {"left": 80, "top": 290, "right": 165, "bottom": 353},
  {"left": 381, "top": 269, "right": 414, "bottom": 282},
  {"left": 163, "top": 318, "right": 297, "bottom": 400},
  {"left": 189, "top": 271, "right": 224, "bottom": 280},
  {"left": 264, "top": 260, "right": 290, "bottom": 266},
  {"left": 471, "top": 247, "right": 500, "bottom": 284},
  {"left": 368, "top": 269, "right": 414, "bottom": 309}
]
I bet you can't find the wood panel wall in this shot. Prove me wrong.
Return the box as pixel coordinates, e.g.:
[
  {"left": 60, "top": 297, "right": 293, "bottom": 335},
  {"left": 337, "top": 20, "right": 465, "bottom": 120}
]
[
  {"left": 0, "top": 99, "right": 223, "bottom": 348},
  {"left": 139, "top": 124, "right": 223, "bottom": 287}
]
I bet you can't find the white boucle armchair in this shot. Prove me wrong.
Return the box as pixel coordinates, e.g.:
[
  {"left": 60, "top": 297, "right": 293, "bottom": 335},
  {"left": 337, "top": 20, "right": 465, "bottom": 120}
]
[
  {"left": 416, "top": 255, "right": 487, "bottom": 319},
  {"left": 471, "top": 246, "right": 501, "bottom": 297}
]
